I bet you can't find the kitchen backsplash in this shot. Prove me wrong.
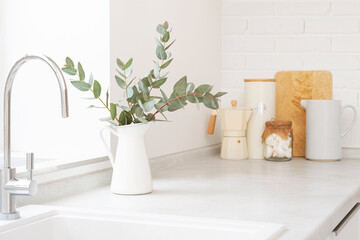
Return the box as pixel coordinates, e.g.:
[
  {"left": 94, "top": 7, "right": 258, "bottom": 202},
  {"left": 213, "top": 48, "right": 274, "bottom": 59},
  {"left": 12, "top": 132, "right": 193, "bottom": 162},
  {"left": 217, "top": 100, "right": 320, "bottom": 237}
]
[{"left": 221, "top": 0, "right": 360, "bottom": 150}]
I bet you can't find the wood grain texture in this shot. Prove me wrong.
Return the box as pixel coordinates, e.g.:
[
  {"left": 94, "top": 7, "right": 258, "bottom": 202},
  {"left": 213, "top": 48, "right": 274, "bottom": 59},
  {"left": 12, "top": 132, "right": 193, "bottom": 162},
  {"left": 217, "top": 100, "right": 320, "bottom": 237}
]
[{"left": 275, "top": 71, "right": 332, "bottom": 157}]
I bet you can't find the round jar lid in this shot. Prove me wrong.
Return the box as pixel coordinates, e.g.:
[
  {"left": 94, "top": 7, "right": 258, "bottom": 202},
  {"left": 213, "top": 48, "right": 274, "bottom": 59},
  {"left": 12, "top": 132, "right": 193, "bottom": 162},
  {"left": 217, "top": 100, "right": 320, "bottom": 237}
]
[
  {"left": 265, "top": 120, "right": 292, "bottom": 127},
  {"left": 244, "top": 79, "right": 275, "bottom": 82}
]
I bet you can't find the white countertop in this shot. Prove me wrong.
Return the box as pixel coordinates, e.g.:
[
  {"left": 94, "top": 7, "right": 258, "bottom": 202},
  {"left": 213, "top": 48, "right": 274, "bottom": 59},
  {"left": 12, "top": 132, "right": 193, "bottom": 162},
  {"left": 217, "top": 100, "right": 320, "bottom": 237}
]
[{"left": 46, "top": 152, "right": 360, "bottom": 240}]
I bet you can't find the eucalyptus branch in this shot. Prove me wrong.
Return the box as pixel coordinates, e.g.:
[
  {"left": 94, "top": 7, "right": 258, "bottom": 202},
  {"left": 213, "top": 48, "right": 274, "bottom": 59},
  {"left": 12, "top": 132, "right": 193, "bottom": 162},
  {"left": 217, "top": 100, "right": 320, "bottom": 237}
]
[
  {"left": 89, "top": 89, "right": 121, "bottom": 125},
  {"left": 149, "top": 93, "right": 218, "bottom": 121}
]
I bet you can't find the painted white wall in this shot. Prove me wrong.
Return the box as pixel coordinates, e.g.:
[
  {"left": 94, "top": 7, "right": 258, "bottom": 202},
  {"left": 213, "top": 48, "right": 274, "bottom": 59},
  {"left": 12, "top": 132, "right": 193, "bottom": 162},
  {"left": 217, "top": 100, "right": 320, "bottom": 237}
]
[
  {"left": 221, "top": 0, "right": 360, "bottom": 150},
  {"left": 109, "top": 0, "right": 222, "bottom": 158},
  {"left": 0, "top": 0, "right": 109, "bottom": 158}
]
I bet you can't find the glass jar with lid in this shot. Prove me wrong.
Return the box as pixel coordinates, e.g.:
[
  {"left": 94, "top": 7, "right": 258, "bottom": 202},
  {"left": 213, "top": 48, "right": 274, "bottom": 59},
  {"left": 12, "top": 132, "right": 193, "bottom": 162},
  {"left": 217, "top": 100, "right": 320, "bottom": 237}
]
[{"left": 261, "top": 120, "right": 293, "bottom": 161}]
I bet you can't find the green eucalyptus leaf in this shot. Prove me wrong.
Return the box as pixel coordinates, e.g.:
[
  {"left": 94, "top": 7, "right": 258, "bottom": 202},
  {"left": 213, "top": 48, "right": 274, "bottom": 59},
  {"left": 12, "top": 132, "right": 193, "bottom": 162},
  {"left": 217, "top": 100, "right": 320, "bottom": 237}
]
[
  {"left": 152, "top": 78, "right": 167, "bottom": 88},
  {"left": 115, "top": 76, "right": 126, "bottom": 89},
  {"left": 162, "top": 31, "right": 170, "bottom": 42},
  {"left": 187, "top": 94, "right": 197, "bottom": 103},
  {"left": 106, "top": 90, "right": 109, "bottom": 107},
  {"left": 168, "top": 98, "right": 186, "bottom": 112},
  {"left": 155, "top": 103, "right": 167, "bottom": 120},
  {"left": 88, "top": 73, "right": 94, "bottom": 86},
  {"left": 154, "top": 63, "right": 160, "bottom": 78},
  {"left": 116, "top": 69, "right": 126, "bottom": 79},
  {"left": 78, "top": 62, "right": 85, "bottom": 81},
  {"left": 165, "top": 39, "right": 175, "bottom": 51},
  {"left": 160, "top": 59, "right": 173, "bottom": 69},
  {"left": 119, "top": 110, "right": 132, "bottom": 125},
  {"left": 93, "top": 80, "right": 101, "bottom": 98},
  {"left": 144, "top": 100, "right": 155, "bottom": 112},
  {"left": 123, "top": 87, "right": 134, "bottom": 99},
  {"left": 135, "top": 106, "right": 143, "bottom": 118},
  {"left": 71, "top": 81, "right": 91, "bottom": 91},
  {"left": 163, "top": 21, "right": 169, "bottom": 30},
  {"left": 156, "top": 24, "right": 166, "bottom": 35},
  {"left": 140, "top": 77, "right": 150, "bottom": 87},
  {"left": 195, "top": 95, "right": 200, "bottom": 110},
  {"left": 116, "top": 58, "right": 124, "bottom": 69},
  {"left": 125, "top": 66, "right": 133, "bottom": 78},
  {"left": 194, "top": 84, "right": 213, "bottom": 95},
  {"left": 139, "top": 80, "right": 149, "bottom": 93},
  {"left": 66, "top": 57, "right": 74, "bottom": 68},
  {"left": 123, "top": 58, "right": 133, "bottom": 70},
  {"left": 62, "top": 67, "right": 77, "bottom": 76},
  {"left": 186, "top": 83, "right": 195, "bottom": 94},
  {"left": 138, "top": 99, "right": 145, "bottom": 111},
  {"left": 173, "top": 76, "right": 187, "bottom": 96},
  {"left": 214, "top": 92, "right": 227, "bottom": 98},
  {"left": 160, "top": 89, "right": 169, "bottom": 103},
  {"left": 127, "top": 77, "right": 136, "bottom": 87},
  {"left": 156, "top": 46, "right": 167, "bottom": 60},
  {"left": 203, "top": 93, "right": 218, "bottom": 109},
  {"left": 110, "top": 103, "right": 117, "bottom": 120}
]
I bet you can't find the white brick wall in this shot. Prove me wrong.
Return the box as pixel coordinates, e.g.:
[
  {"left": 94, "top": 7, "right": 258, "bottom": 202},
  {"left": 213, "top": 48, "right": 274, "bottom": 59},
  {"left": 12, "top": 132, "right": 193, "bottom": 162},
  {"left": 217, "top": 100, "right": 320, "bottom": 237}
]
[{"left": 221, "top": 0, "right": 360, "bottom": 149}]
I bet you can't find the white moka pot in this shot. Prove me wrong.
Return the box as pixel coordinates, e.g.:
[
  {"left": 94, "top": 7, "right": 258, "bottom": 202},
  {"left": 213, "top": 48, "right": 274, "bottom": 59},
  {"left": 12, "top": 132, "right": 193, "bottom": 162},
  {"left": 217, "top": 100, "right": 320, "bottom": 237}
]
[
  {"left": 301, "top": 100, "right": 358, "bottom": 161},
  {"left": 100, "top": 123, "right": 153, "bottom": 195}
]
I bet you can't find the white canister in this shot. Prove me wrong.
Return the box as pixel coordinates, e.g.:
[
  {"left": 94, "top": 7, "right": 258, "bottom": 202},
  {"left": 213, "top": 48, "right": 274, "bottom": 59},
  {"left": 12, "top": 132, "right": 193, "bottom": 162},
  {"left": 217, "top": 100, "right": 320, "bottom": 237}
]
[{"left": 244, "top": 79, "right": 276, "bottom": 159}]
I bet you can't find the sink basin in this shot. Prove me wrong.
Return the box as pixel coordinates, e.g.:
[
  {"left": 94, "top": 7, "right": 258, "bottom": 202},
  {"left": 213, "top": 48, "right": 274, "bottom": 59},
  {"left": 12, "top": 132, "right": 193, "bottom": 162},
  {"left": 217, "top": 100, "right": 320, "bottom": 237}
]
[{"left": 0, "top": 205, "right": 285, "bottom": 240}]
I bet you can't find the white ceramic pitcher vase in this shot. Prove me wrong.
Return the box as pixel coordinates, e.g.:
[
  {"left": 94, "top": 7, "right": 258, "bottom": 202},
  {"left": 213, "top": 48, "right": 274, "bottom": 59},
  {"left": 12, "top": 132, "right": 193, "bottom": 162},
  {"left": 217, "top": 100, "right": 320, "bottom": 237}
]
[
  {"left": 301, "top": 100, "right": 358, "bottom": 161},
  {"left": 100, "top": 123, "right": 153, "bottom": 195}
]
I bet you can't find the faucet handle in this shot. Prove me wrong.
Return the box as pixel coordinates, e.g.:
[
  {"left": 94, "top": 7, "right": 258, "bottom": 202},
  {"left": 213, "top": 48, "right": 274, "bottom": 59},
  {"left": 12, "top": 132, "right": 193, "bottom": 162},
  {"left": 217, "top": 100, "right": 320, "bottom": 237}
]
[{"left": 26, "top": 153, "right": 34, "bottom": 180}]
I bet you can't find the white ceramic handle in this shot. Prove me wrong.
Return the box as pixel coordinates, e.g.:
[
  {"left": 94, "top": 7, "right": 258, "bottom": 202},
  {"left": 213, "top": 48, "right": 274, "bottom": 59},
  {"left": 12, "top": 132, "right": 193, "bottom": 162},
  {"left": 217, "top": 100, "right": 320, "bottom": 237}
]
[
  {"left": 341, "top": 105, "right": 358, "bottom": 138},
  {"left": 100, "top": 126, "right": 117, "bottom": 167}
]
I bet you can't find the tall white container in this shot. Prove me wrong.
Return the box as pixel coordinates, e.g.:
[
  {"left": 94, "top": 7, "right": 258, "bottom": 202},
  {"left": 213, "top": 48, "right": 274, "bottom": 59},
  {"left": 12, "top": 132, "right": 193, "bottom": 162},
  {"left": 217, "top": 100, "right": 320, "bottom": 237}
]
[{"left": 244, "top": 79, "right": 276, "bottom": 159}]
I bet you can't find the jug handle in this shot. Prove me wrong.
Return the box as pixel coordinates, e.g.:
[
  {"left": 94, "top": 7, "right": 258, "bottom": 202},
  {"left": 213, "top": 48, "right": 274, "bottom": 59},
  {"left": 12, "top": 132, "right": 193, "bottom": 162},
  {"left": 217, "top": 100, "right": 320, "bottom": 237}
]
[
  {"left": 100, "top": 126, "right": 116, "bottom": 167},
  {"left": 341, "top": 105, "right": 358, "bottom": 138}
]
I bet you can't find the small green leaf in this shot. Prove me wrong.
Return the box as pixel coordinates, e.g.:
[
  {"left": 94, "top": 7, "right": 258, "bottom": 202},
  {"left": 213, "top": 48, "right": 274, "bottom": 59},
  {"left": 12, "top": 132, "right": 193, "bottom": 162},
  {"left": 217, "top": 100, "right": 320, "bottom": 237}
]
[
  {"left": 155, "top": 37, "right": 162, "bottom": 47},
  {"left": 88, "top": 73, "right": 94, "bottom": 86},
  {"left": 115, "top": 76, "right": 126, "bottom": 89},
  {"left": 78, "top": 62, "right": 85, "bottom": 81},
  {"left": 195, "top": 96, "right": 200, "bottom": 110},
  {"left": 110, "top": 103, "right": 117, "bottom": 120},
  {"left": 195, "top": 84, "right": 213, "bottom": 95},
  {"left": 160, "top": 59, "right": 173, "bottom": 69},
  {"left": 123, "top": 87, "right": 134, "bottom": 99},
  {"left": 155, "top": 104, "right": 167, "bottom": 120},
  {"left": 135, "top": 106, "right": 143, "bottom": 118},
  {"left": 214, "top": 92, "right": 227, "bottom": 98},
  {"left": 119, "top": 110, "right": 132, "bottom": 125},
  {"left": 138, "top": 99, "right": 145, "bottom": 111},
  {"left": 62, "top": 67, "right": 77, "bottom": 76},
  {"left": 165, "top": 39, "right": 176, "bottom": 51},
  {"left": 186, "top": 83, "right": 195, "bottom": 94},
  {"left": 123, "top": 58, "right": 133, "bottom": 70},
  {"left": 127, "top": 77, "right": 136, "bottom": 87},
  {"left": 116, "top": 69, "right": 126, "bottom": 79},
  {"left": 106, "top": 90, "right": 109, "bottom": 107},
  {"left": 93, "top": 80, "right": 101, "bottom": 98},
  {"left": 152, "top": 78, "right": 167, "bottom": 88},
  {"left": 162, "top": 32, "right": 170, "bottom": 42},
  {"left": 125, "top": 66, "right": 133, "bottom": 78},
  {"left": 163, "top": 21, "right": 169, "bottom": 30},
  {"left": 203, "top": 93, "right": 218, "bottom": 110},
  {"left": 116, "top": 58, "right": 124, "bottom": 69},
  {"left": 144, "top": 100, "right": 155, "bottom": 112},
  {"left": 160, "top": 89, "right": 169, "bottom": 103},
  {"left": 156, "top": 46, "right": 167, "bottom": 60},
  {"left": 187, "top": 94, "right": 197, "bottom": 103},
  {"left": 168, "top": 98, "right": 186, "bottom": 112},
  {"left": 71, "top": 81, "right": 91, "bottom": 91},
  {"left": 173, "top": 76, "right": 187, "bottom": 96},
  {"left": 156, "top": 24, "right": 166, "bottom": 35},
  {"left": 66, "top": 57, "right": 74, "bottom": 68},
  {"left": 139, "top": 80, "right": 149, "bottom": 93}
]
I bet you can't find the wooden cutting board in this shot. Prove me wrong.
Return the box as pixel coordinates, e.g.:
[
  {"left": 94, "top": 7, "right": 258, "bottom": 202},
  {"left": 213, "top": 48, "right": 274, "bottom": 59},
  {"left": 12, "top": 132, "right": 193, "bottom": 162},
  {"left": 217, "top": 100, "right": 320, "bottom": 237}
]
[{"left": 275, "top": 71, "right": 332, "bottom": 157}]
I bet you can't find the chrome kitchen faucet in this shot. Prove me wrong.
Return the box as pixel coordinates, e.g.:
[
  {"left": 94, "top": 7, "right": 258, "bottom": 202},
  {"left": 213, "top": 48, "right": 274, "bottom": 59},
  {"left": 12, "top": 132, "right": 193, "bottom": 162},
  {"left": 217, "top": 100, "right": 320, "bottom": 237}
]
[{"left": 0, "top": 54, "right": 69, "bottom": 220}]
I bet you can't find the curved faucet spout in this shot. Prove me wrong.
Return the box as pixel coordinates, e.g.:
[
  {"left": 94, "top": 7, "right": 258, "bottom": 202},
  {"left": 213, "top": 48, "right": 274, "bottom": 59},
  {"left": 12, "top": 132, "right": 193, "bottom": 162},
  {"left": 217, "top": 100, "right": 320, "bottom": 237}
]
[{"left": 4, "top": 54, "right": 69, "bottom": 169}]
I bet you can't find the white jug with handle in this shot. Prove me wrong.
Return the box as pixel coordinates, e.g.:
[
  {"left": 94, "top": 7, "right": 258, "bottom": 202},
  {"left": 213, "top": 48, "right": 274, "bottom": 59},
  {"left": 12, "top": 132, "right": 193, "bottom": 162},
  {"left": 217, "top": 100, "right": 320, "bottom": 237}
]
[
  {"left": 301, "top": 100, "right": 357, "bottom": 161},
  {"left": 100, "top": 123, "right": 153, "bottom": 195}
]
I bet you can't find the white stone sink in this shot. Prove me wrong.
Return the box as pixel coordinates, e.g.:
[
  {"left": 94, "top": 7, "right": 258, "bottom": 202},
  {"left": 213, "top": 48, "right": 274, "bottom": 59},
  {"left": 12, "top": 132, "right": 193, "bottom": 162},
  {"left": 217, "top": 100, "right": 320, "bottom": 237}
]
[{"left": 0, "top": 205, "right": 285, "bottom": 240}]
